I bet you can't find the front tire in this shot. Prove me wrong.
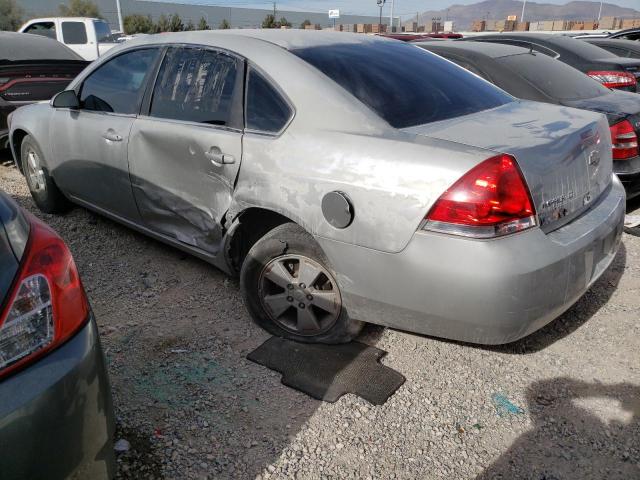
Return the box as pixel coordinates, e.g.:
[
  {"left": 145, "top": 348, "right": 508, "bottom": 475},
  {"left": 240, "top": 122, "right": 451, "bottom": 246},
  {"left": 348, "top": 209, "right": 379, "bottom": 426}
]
[
  {"left": 21, "top": 135, "right": 71, "bottom": 214},
  {"left": 240, "top": 223, "right": 362, "bottom": 344}
]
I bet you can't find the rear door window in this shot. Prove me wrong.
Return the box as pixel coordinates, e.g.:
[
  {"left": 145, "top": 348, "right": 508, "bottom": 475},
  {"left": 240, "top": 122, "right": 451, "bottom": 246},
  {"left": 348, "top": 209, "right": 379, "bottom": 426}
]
[
  {"left": 24, "top": 22, "right": 56, "bottom": 39},
  {"left": 149, "top": 47, "right": 240, "bottom": 127},
  {"left": 61, "top": 21, "right": 88, "bottom": 45},
  {"left": 292, "top": 41, "right": 511, "bottom": 128},
  {"left": 80, "top": 48, "right": 160, "bottom": 114},
  {"left": 246, "top": 68, "right": 292, "bottom": 133}
]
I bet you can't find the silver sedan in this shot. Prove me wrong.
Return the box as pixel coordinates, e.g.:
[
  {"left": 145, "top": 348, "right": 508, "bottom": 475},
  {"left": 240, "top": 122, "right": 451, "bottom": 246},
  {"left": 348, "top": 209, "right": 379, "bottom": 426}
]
[{"left": 8, "top": 30, "right": 625, "bottom": 344}]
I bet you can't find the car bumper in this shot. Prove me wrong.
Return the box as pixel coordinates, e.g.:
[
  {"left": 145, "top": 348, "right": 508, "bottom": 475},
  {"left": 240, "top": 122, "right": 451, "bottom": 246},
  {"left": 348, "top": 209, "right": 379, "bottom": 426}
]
[
  {"left": 317, "top": 177, "right": 626, "bottom": 345},
  {"left": 0, "top": 314, "right": 115, "bottom": 480},
  {"left": 614, "top": 156, "right": 640, "bottom": 199}
]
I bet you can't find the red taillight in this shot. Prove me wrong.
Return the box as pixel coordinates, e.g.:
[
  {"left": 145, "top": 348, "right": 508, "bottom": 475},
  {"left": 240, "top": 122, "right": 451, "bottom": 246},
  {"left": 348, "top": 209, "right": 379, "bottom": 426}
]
[
  {"left": 587, "top": 70, "right": 637, "bottom": 89},
  {"left": 0, "top": 215, "right": 89, "bottom": 379},
  {"left": 610, "top": 120, "right": 639, "bottom": 160},
  {"left": 424, "top": 154, "right": 537, "bottom": 238}
]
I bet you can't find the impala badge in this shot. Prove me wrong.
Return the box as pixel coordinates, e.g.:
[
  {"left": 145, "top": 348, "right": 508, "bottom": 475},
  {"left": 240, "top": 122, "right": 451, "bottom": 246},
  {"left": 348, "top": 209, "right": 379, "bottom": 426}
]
[{"left": 588, "top": 150, "right": 600, "bottom": 166}]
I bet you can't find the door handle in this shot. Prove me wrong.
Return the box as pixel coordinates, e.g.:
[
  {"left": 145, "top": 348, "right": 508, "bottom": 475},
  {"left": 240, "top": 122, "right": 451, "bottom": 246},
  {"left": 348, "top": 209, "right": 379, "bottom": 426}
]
[
  {"left": 205, "top": 150, "right": 235, "bottom": 166},
  {"left": 102, "top": 131, "right": 122, "bottom": 142}
]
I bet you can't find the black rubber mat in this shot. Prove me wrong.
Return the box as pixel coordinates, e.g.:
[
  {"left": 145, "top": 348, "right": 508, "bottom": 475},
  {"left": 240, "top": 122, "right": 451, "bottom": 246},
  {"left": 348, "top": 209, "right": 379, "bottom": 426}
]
[{"left": 247, "top": 337, "right": 405, "bottom": 405}]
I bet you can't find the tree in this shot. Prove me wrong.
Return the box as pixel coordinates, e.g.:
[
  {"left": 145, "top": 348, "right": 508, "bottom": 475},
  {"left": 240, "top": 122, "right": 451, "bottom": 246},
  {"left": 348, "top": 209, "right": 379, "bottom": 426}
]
[
  {"left": 123, "top": 14, "right": 153, "bottom": 34},
  {"left": 184, "top": 19, "right": 195, "bottom": 31},
  {"left": 218, "top": 18, "right": 230, "bottom": 29},
  {"left": 197, "top": 16, "right": 209, "bottom": 30},
  {"left": 154, "top": 14, "right": 170, "bottom": 32},
  {"left": 58, "top": 0, "right": 101, "bottom": 18},
  {"left": 300, "top": 19, "right": 311, "bottom": 29},
  {"left": 279, "top": 17, "right": 291, "bottom": 27},
  {"left": 0, "top": 0, "right": 23, "bottom": 31},
  {"left": 262, "top": 14, "right": 277, "bottom": 29},
  {"left": 168, "top": 13, "right": 183, "bottom": 32}
]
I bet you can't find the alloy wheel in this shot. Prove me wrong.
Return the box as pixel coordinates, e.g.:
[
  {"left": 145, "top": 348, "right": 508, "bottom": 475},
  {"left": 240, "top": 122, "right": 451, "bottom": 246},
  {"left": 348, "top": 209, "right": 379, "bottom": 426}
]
[{"left": 258, "top": 254, "right": 342, "bottom": 336}]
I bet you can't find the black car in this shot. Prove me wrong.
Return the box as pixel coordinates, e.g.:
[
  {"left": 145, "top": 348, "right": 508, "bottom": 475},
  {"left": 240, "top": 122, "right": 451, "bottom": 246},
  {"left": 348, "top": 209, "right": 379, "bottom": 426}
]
[
  {"left": 0, "top": 190, "right": 115, "bottom": 479},
  {"left": 608, "top": 28, "right": 640, "bottom": 42},
  {"left": 418, "top": 41, "right": 640, "bottom": 198},
  {"left": 583, "top": 38, "right": 640, "bottom": 59},
  {"left": 0, "top": 32, "right": 88, "bottom": 148},
  {"left": 463, "top": 33, "right": 640, "bottom": 92}
]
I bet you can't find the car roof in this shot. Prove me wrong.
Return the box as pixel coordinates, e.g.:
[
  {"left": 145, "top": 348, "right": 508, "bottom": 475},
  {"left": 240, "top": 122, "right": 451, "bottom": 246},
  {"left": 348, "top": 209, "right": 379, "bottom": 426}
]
[
  {"left": 0, "top": 31, "right": 83, "bottom": 61},
  {"left": 133, "top": 29, "right": 393, "bottom": 51},
  {"left": 25, "top": 17, "right": 102, "bottom": 22},
  {"left": 418, "top": 40, "right": 531, "bottom": 59}
]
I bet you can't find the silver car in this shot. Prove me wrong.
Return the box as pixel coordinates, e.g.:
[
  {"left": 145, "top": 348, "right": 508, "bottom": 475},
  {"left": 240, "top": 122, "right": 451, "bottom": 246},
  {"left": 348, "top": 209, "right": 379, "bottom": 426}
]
[{"left": 8, "top": 31, "right": 625, "bottom": 345}]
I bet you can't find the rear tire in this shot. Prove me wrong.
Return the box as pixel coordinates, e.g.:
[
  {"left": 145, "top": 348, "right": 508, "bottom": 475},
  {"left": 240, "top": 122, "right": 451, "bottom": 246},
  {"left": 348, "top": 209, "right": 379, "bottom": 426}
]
[
  {"left": 240, "top": 223, "right": 362, "bottom": 344},
  {"left": 21, "top": 135, "right": 71, "bottom": 214}
]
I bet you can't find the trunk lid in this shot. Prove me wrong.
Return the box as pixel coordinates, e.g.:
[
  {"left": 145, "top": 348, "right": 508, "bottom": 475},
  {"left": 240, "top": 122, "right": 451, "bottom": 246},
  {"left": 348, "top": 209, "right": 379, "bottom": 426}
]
[{"left": 403, "top": 100, "right": 613, "bottom": 232}]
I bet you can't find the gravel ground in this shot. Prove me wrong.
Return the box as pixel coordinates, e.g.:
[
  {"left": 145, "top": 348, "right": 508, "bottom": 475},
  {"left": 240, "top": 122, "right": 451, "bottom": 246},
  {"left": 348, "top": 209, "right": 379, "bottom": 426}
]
[{"left": 2, "top": 153, "right": 639, "bottom": 480}]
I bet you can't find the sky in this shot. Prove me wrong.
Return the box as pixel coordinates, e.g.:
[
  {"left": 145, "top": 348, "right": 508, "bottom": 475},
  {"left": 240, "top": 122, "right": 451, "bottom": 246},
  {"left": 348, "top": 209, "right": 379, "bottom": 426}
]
[{"left": 170, "top": 0, "right": 640, "bottom": 18}]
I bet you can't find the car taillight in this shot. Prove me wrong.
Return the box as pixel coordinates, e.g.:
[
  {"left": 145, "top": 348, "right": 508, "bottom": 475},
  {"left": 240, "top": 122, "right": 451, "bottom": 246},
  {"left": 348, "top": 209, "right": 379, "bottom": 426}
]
[
  {"left": 0, "top": 215, "right": 89, "bottom": 379},
  {"left": 423, "top": 154, "right": 536, "bottom": 238},
  {"left": 587, "top": 70, "right": 637, "bottom": 89},
  {"left": 610, "top": 120, "right": 639, "bottom": 160}
]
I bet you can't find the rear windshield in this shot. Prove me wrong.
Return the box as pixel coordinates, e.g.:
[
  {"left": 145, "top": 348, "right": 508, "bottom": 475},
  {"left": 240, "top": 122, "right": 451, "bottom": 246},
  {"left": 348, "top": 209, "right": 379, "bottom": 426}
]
[
  {"left": 498, "top": 52, "right": 610, "bottom": 100},
  {"left": 292, "top": 41, "right": 512, "bottom": 128},
  {"left": 548, "top": 35, "right": 617, "bottom": 59}
]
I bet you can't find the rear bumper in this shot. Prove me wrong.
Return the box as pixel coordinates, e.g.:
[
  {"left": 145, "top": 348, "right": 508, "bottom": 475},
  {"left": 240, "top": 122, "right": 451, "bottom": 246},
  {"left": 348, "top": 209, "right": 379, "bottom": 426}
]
[
  {"left": 0, "top": 315, "right": 115, "bottom": 480},
  {"left": 318, "top": 177, "right": 625, "bottom": 345}
]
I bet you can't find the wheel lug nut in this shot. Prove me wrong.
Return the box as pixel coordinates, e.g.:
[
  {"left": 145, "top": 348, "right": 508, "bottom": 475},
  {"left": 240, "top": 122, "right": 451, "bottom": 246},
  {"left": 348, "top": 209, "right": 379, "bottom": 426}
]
[
  {"left": 298, "top": 303, "right": 305, "bottom": 309},
  {"left": 306, "top": 294, "right": 313, "bottom": 301},
  {"left": 287, "top": 296, "right": 293, "bottom": 302},
  {"left": 300, "top": 283, "right": 306, "bottom": 289}
]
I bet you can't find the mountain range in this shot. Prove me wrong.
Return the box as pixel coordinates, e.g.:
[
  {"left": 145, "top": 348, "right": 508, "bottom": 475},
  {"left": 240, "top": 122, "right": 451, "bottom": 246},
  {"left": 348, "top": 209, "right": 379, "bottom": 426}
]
[{"left": 406, "top": 0, "right": 640, "bottom": 30}]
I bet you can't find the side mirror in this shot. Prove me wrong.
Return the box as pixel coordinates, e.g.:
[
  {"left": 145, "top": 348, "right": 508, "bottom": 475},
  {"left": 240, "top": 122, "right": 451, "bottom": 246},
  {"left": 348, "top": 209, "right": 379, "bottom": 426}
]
[{"left": 51, "top": 90, "right": 80, "bottom": 109}]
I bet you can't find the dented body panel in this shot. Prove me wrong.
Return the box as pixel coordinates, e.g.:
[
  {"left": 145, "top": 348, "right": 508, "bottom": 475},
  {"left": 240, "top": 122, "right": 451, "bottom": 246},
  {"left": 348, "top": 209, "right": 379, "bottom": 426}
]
[{"left": 7, "top": 30, "right": 625, "bottom": 344}]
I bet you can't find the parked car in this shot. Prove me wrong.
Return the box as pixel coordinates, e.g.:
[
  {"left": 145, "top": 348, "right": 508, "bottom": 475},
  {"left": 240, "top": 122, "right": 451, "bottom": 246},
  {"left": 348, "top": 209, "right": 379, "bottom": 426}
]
[
  {"left": 8, "top": 31, "right": 625, "bottom": 345},
  {"left": 582, "top": 38, "right": 640, "bottom": 59},
  {"left": 464, "top": 33, "right": 640, "bottom": 92},
  {"left": 0, "top": 32, "right": 88, "bottom": 148},
  {"left": 607, "top": 27, "right": 640, "bottom": 41},
  {"left": 19, "top": 17, "right": 119, "bottom": 60},
  {"left": 418, "top": 41, "right": 640, "bottom": 198},
  {"left": 0, "top": 190, "right": 115, "bottom": 479},
  {"left": 379, "top": 33, "right": 462, "bottom": 41}
]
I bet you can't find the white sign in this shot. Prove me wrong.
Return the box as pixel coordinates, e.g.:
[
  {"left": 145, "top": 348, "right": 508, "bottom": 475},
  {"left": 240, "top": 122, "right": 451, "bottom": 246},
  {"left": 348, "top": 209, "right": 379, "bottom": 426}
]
[{"left": 329, "top": 9, "right": 340, "bottom": 19}]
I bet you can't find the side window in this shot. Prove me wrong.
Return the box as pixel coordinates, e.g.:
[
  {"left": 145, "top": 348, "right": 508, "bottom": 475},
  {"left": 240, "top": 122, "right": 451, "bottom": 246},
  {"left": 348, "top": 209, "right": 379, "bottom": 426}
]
[
  {"left": 94, "top": 21, "right": 113, "bottom": 43},
  {"left": 150, "top": 47, "right": 239, "bottom": 126},
  {"left": 24, "top": 22, "right": 56, "bottom": 39},
  {"left": 80, "top": 48, "right": 159, "bottom": 114},
  {"left": 61, "top": 21, "right": 87, "bottom": 45},
  {"left": 246, "top": 69, "right": 292, "bottom": 133}
]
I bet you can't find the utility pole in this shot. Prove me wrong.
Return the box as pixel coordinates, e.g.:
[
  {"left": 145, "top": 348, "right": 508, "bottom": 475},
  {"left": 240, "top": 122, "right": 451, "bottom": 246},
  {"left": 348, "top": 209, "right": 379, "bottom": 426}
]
[
  {"left": 520, "top": 0, "right": 527, "bottom": 22},
  {"left": 597, "top": 0, "right": 603, "bottom": 22},
  {"left": 115, "top": 0, "right": 124, "bottom": 33},
  {"left": 377, "top": 0, "right": 385, "bottom": 28},
  {"left": 389, "top": 0, "right": 395, "bottom": 33},
  {"left": 273, "top": 2, "right": 276, "bottom": 17}
]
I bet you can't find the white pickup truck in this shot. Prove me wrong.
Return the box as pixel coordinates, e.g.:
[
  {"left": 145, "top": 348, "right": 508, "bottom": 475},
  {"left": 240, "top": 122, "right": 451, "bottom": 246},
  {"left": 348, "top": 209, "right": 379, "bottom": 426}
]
[{"left": 19, "top": 17, "right": 120, "bottom": 60}]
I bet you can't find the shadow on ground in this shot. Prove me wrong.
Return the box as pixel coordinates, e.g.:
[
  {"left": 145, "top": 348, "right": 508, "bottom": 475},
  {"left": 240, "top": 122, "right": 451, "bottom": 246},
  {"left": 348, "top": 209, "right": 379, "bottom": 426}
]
[{"left": 477, "top": 377, "right": 640, "bottom": 479}]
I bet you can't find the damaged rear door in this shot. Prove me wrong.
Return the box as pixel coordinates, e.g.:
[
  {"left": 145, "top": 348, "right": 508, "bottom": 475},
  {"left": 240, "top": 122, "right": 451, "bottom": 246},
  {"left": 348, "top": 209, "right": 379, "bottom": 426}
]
[{"left": 128, "top": 46, "right": 244, "bottom": 254}]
